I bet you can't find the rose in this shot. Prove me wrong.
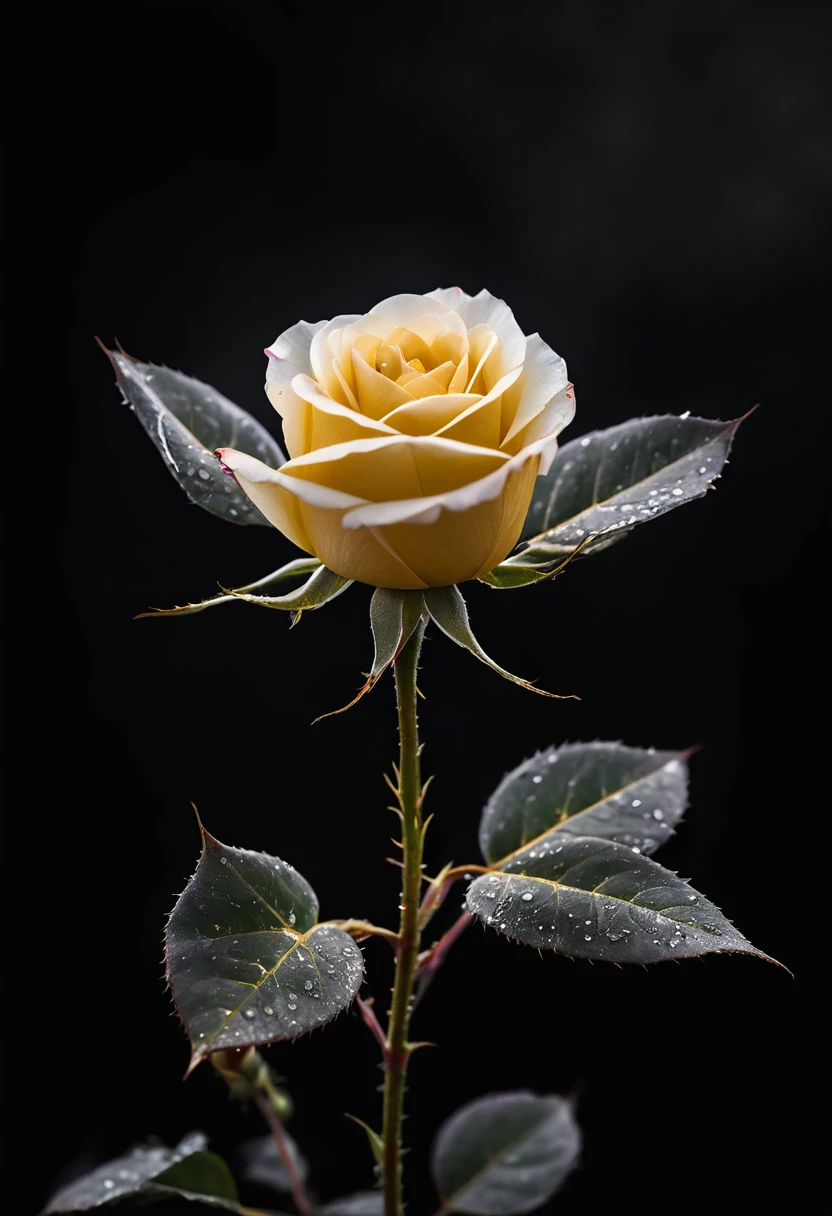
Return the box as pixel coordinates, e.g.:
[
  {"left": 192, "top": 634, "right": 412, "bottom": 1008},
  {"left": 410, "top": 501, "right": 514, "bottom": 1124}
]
[{"left": 218, "top": 289, "right": 575, "bottom": 590}]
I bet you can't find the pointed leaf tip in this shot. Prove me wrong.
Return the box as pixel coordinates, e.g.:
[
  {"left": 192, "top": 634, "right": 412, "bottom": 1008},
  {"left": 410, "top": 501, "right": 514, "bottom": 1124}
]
[
  {"left": 424, "top": 585, "right": 576, "bottom": 699},
  {"left": 515, "top": 413, "right": 742, "bottom": 572},
  {"left": 135, "top": 558, "right": 323, "bottom": 619},
  {"left": 468, "top": 835, "right": 781, "bottom": 967},
  {"left": 106, "top": 350, "right": 285, "bottom": 525}
]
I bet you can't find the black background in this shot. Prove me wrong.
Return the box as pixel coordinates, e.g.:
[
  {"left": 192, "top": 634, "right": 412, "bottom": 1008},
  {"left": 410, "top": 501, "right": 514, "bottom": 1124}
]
[{"left": 18, "top": 1, "right": 828, "bottom": 1212}]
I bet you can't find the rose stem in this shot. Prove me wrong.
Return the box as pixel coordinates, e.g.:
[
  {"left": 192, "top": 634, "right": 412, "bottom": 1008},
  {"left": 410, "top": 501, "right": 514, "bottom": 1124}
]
[
  {"left": 253, "top": 1091, "right": 312, "bottom": 1216},
  {"left": 381, "top": 621, "right": 426, "bottom": 1216}
]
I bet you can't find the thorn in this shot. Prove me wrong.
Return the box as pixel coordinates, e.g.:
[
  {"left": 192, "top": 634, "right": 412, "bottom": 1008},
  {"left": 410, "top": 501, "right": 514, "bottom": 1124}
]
[
  {"left": 311, "top": 675, "right": 375, "bottom": 724},
  {"left": 382, "top": 771, "right": 400, "bottom": 798},
  {"left": 190, "top": 801, "right": 204, "bottom": 834}
]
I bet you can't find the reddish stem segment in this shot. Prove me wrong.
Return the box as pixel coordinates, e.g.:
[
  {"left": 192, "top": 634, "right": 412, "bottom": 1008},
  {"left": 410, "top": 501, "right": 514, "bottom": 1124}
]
[{"left": 254, "top": 1092, "right": 312, "bottom": 1216}]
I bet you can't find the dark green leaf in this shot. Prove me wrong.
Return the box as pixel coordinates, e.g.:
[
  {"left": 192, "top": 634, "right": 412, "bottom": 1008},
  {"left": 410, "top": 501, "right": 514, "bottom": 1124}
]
[
  {"left": 424, "top": 586, "right": 576, "bottom": 700},
  {"left": 136, "top": 558, "right": 321, "bottom": 619},
  {"left": 238, "top": 1133, "right": 308, "bottom": 1193},
  {"left": 42, "top": 1133, "right": 245, "bottom": 1213},
  {"left": 148, "top": 1151, "right": 239, "bottom": 1207},
  {"left": 107, "top": 349, "right": 285, "bottom": 525},
  {"left": 223, "top": 564, "right": 351, "bottom": 614},
  {"left": 165, "top": 828, "right": 364, "bottom": 1069},
  {"left": 318, "top": 1193, "right": 383, "bottom": 1215},
  {"left": 432, "top": 1092, "right": 580, "bottom": 1215},
  {"left": 516, "top": 414, "right": 741, "bottom": 565},
  {"left": 479, "top": 743, "right": 689, "bottom": 864},
  {"left": 467, "top": 836, "right": 779, "bottom": 965}
]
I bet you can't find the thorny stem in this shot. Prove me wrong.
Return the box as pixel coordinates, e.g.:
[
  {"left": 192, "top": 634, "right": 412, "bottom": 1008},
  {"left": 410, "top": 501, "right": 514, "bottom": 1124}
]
[
  {"left": 381, "top": 623, "right": 426, "bottom": 1216},
  {"left": 254, "top": 1091, "right": 312, "bottom": 1216}
]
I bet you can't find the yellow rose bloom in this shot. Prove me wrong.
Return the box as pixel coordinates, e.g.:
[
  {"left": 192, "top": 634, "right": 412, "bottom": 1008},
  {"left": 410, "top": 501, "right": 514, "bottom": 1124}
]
[{"left": 218, "top": 289, "right": 575, "bottom": 589}]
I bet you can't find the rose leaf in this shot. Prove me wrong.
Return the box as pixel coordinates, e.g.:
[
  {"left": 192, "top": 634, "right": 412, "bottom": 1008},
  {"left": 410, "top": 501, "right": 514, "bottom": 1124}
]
[
  {"left": 105, "top": 347, "right": 285, "bottom": 525},
  {"left": 467, "top": 835, "right": 782, "bottom": 966},
  {"left": 431, "top": 1092, "right": 580, "bottom": 1215},
  {"left": 165, "top": 826, "right": 364, "bottom": 1071},
  {"left": 237, "top": 1132, "right": 308, "bottom": 1193},
  {"left": 42, "top": 1132, "right": 250, "bottom": 1213},
  {"left": 479, "top": 742, "right": 690, "bottom": 864},
  {"left": 499, "top": 414, "right": 743, "bottom": 578}
]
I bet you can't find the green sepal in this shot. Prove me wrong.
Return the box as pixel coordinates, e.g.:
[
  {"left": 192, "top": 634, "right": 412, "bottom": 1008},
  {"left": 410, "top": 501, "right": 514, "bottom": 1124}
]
[
  {"left": 314, "top": 588, "right": 425, "bottom": 720},
  {"left": 423, "top": 585, "right": 576, "bottom": 699},
  {"left": 136, "top": 558, "right": 321, "bottom": 619},
  {"left": 478, "top": 540, "right": 589, "bottom": 589},
  {"left": 222, "top": 564, "right": 352, "bottom": 616}
]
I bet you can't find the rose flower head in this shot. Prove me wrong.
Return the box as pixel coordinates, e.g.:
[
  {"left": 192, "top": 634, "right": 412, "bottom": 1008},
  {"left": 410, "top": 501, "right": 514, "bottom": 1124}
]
[{"left": 218, "top": 289, "right": 575, "bottom": 589}]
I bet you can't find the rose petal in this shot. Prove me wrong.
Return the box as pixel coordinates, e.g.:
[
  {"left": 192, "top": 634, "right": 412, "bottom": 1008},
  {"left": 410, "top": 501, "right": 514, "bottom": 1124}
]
[
  {"left": 309, "top": 314, "right": 362, "bottom": 400},
  {"left": 265, "top": 318, "right": 328, "bottom": 432},
  {"left": 427, "top": 287, "right": 526, "bottom": 378},
  {"left": 341, "top": 429, "right": 558, "bottom": 528},
  {"left": 398, "top": 361, "right": 457, "bottom": 399},
  {"left": 499, "top": 333, "right": 571, "bottom": 448},
  {"left": 381, "top": 393, "right": 484, "bottom": 437},
  {"left": 285, "top": 374, "right": 396, "bottom": 454},
  {"left": 369, "top": 292, "right": 462, "bottom": 329},
  {"left": 501, "top": 384, "right": 576, "bottom": 466},
  {"left": 214, "top": 449, "right": 329, "bottom": 553},
  {"left": 351, "top": 348, "right": 414, "bottom": 419},
  {"left": 278, "top": 435, "right": 509, "bottom": 504}
]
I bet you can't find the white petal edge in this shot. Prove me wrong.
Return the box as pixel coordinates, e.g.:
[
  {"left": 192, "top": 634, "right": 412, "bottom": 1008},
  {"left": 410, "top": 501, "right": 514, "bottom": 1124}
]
[
  {"left": 427, "top": 287, "right": 526, "bottom": 374},
  {"left": 368, "top": 292, "right": 458, "bottom": 327},
  {"left": 500, "top": 333, "right": 572, "bottom": 447},
  {"left": 513, "top": 385, "right": 576, "bottom": 471},
  {"left": 309, "top": 313, "right": 362, "bottom": 386},
  {"left": 265, "top": 319, "right": 328, "bottom": 420},
  {"left": 341, "top": 430, "right": 565, "bottom": 529},
  {"left": 426, "top": 286, "right": 472, "bottom": 312},
  {"left": 218, "top": 448, "right": 367, "bottom": 510},
  {"left": 265, "top": 319, "right": 328, "bottom": 386}
]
